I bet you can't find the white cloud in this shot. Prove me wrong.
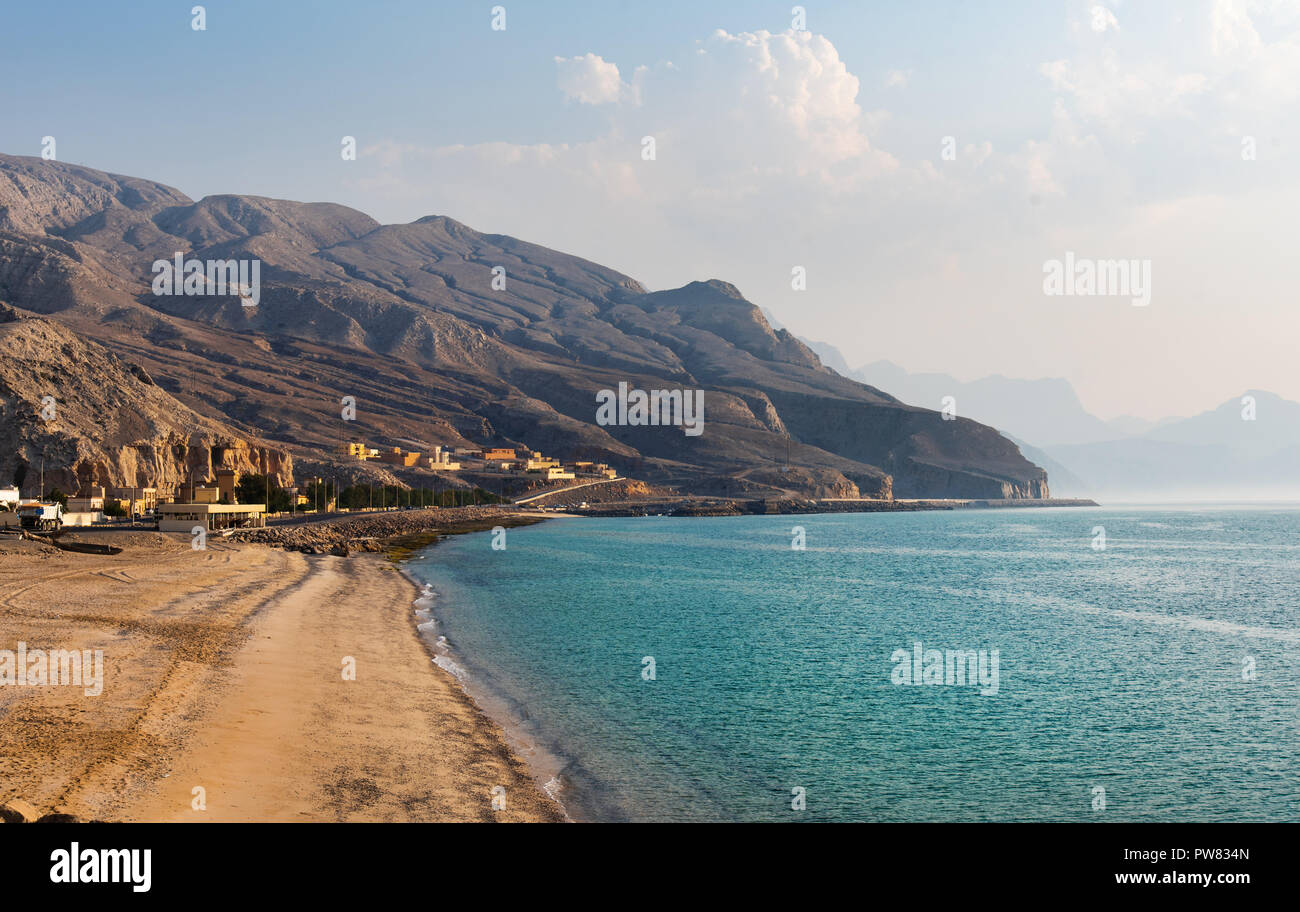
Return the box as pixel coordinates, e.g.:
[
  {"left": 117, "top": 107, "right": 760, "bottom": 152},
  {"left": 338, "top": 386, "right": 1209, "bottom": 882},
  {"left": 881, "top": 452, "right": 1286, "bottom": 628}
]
[
  {"left": 884, "top": 68, "right": 912, "bottom": 88},
  {"left": 1090, "top": 5, "right": 1120, "bottom": 32},
  {"left": 555, "top": 53, "right": 626, "bottom": 105}
]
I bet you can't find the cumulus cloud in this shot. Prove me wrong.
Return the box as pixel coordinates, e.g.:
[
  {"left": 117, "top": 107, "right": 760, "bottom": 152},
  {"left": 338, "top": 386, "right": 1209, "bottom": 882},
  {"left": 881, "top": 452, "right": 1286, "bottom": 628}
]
[
  {"left": 372, "top": 30, "right": 895, "bottom": 207},
  {"left": 346, "top": 15, "right": 1300, "bottom": 417},
  {"left": 555, "top": 53, "right": 626, "bottom": 104}
]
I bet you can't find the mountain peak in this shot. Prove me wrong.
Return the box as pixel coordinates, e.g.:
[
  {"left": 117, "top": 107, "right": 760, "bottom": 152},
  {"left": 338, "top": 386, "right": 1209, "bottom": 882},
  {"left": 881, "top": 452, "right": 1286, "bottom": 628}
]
[{"left": 683, "top": 279, "right": 746, "bottom": 300}]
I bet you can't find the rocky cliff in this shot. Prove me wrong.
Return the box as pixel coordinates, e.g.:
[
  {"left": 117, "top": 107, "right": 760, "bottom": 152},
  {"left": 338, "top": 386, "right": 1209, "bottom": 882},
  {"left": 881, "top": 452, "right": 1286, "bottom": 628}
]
[{"left": 0, "top": 305, "right": 291, "bottom": 495}]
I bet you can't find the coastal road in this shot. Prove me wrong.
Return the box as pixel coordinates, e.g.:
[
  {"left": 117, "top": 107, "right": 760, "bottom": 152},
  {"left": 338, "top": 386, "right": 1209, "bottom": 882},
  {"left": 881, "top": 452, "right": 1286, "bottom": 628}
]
[{"left": 513, "top": 477, "right": 622, "bottom": 505}]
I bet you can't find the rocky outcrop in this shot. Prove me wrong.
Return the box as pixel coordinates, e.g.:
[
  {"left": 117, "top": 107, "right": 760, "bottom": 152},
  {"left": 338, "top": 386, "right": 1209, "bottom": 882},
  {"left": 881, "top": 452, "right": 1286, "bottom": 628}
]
[{"left": 0, "top": 306, "right": 291, "bottom": 493}]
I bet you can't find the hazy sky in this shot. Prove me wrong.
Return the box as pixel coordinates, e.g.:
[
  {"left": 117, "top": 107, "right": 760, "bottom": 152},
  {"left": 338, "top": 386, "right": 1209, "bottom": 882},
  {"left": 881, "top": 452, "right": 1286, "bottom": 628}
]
[{"left": 3, "top": 0, "right": 1297, "bottom": 420}]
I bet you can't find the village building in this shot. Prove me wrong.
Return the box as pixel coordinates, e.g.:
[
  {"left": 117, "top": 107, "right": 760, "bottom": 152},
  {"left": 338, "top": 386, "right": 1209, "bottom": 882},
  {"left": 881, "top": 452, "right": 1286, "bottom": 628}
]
[
  {"left": 376, "top": 447, "right": 422, "bottom": 467},
  {"left": 427, "top": 446, "right": 461, "bottom": 470},
  {"left": 157, "top": 502, "right": 266, "bottom": 532},
  {"left": 67, "top": 484, "right": 106, "bottom": 514},
  {"left": 108, "top": 486, "right": 159, "bottom": 515},
  {"left": 339, "top": 441, "right": 375, "bottom": 460}
]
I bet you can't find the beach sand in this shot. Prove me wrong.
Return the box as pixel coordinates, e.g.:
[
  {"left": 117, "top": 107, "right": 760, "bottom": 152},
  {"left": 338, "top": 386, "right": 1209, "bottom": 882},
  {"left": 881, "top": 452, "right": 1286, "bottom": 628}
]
[{"left": 0, "top": 531, "right": 564, "bottom": 822}]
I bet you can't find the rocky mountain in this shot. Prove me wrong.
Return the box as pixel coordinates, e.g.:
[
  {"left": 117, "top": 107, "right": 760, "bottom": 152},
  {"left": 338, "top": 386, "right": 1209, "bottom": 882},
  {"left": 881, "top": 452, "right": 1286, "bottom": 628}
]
[
  {"left": 0, "top": 305, "right": 291, "bottom": 496},
  {"left": 0, "top": 154, "right": 1049, "bottom": 500}
]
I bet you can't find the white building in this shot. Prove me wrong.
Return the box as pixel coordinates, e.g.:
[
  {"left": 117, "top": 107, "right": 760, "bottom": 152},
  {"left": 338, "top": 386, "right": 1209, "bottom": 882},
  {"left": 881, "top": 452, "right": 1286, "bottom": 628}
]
[
  {"left": 0, "top": 486, "right": 19, "bottom": 508},
  {"left": 157, "top": 503, "right": 266, "bottom": 532},
  {"left": 62, "top": 512, "right": 102, "bottom": 527}
]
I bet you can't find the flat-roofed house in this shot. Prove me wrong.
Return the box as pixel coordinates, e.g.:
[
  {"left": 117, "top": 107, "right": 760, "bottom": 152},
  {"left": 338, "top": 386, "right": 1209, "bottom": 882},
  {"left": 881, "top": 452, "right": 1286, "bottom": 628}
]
[
  {"left": 482, "top": 448, "right": 517, "bottom": 462},
  {"left": 192, "top": 485, "right": 221, "bottom": 504},
  {"left": 376, "top": 447, "right": 422, "bottom": 467},
  {"left": 67, "top": 495, "right": 105, "bottom": 513},
  {"left": 109, "top": 486, "right": 158, "bottom": 515},
  {"left": 428, "top": 447, "right": 462, "bottom": 471},
  {"left": 157, "top": 503, "right": 266, "bottom": 532}
]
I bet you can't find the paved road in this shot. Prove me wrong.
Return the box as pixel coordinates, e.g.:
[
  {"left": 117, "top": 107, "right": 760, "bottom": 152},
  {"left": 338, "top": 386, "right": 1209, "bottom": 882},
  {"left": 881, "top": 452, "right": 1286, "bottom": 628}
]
[{"left": 513, "top": 478, "right": 622, "bottom": 505}]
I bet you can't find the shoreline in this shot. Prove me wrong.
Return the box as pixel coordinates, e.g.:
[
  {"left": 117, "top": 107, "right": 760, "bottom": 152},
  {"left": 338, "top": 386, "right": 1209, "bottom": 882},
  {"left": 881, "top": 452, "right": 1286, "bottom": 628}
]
[
  {"left": 389, "top": 513, "right": 582, "bottom": 821},
  {"left": 0, "top": 530, "right": 565, "bottom": 823},
  {"left": 402, "top": 568, "right": 579, "bottom": 822}
]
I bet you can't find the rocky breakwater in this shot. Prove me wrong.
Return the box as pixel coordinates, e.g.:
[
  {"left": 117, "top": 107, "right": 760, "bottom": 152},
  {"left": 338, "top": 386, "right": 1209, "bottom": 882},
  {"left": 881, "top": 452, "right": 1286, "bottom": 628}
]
[{"left": 225, "top": 505, "right": 530, "bottom": 556}]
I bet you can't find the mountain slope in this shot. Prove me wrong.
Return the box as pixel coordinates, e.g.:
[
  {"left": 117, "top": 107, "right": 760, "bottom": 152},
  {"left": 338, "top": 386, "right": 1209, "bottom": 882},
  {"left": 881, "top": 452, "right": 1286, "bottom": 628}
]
[{"left": 0, "top": 154, "right": 1049, "bottom": 500}]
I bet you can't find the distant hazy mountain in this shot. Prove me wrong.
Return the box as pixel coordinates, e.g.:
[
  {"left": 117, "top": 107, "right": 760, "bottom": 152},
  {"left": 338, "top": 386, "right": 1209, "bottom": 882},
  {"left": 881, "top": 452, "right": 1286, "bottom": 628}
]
[
  {"left": 1042, "top": 391, "right": 1300, "bottom": 500},
  {"left": 801, "top": 339, "right": 1121, "bottom": 447},
  {"left": 800, "top": 338, "right": 1299, "bottom": 500},
  {"left": 1003, "top": 435, "right": 1092, "bottom": 497}
]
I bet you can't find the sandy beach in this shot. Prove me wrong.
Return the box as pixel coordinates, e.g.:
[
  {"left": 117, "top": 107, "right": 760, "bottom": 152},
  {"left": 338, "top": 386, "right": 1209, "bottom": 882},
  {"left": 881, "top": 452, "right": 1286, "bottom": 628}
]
[{"left": 0, "top": 530, "right": 564, "bottom": 822}]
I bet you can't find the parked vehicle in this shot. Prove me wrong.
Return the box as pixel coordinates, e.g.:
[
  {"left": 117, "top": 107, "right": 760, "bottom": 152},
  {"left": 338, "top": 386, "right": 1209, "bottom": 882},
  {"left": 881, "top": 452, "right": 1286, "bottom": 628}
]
[{"left": 17, "top": 502, "right": 64, "bottom": 532}]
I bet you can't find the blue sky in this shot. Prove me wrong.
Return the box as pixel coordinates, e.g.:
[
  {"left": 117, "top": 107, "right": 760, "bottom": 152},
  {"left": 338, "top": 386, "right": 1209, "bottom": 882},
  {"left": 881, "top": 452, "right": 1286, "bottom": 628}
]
[{"left": 3, "top": 1, "right": 1298, "bottom": 419}]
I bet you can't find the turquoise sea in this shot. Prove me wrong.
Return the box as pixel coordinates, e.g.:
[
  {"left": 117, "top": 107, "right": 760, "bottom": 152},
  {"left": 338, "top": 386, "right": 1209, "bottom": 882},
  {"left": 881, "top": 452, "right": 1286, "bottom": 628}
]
[{"left": 404, "top": 506, "right": 1300, "bottom": 822}]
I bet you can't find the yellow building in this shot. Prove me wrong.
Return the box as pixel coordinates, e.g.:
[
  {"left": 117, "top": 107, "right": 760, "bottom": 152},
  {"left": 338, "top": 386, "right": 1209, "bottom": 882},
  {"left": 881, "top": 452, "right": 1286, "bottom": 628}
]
[
  {"left": 109, "top": 486, "right": 158, "bottom": 514},
  {"left": 340, "top": 442, "right": 373, "bottom": 460},
  {"left": 195, "top": 486, "right": 222, "bottom": 504},
  {"left": 376, "top": 447, "right": 422, "bottom": 467},
  {"left": 216, "top": 469, "right": 239, "bottom": 504}
]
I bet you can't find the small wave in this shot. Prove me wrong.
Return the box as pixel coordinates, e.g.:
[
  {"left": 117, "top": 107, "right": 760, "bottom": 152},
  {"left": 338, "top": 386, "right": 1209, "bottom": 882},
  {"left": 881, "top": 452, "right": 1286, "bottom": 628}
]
[
  {"left": 542, "top": 775, "right": 565, "bottom": 802},
  {"left": 433, "top": 654, "right": 467, "bottom": 679}
]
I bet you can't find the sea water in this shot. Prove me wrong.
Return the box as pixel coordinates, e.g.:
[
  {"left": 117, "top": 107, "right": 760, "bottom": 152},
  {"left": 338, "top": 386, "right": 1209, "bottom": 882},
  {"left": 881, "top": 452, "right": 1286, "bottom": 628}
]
[{"left": 404, "top": 506, "right": 1300, "bottom": 821}]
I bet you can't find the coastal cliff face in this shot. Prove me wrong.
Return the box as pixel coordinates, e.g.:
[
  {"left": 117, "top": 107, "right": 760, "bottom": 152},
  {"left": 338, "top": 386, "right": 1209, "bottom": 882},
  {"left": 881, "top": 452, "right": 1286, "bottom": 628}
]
[
  {"left": 0, "top": 307, "right": 291, "bottom": 494},
  {"left": 0, "top": 154, "right": 1048, "bottom": 500}
]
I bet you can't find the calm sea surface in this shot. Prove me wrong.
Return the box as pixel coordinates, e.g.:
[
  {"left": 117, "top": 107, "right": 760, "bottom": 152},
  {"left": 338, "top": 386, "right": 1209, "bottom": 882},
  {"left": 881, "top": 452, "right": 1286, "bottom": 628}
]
[{"left": 404, "top": 506, "right": 1300, "bottom": 821}]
